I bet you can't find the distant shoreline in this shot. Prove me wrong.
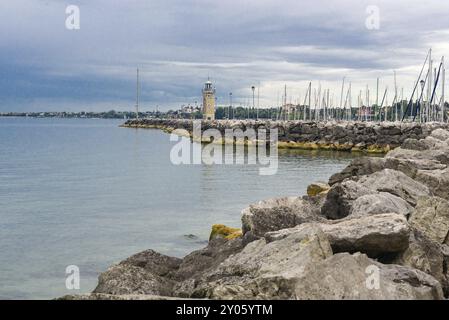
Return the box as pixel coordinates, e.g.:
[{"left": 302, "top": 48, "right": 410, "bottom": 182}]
[{"left": 0, "top": 112, "right": 137, "bottom": 120}]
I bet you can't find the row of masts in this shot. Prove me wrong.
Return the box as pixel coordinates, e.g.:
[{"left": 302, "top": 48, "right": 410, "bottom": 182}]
[{"left": 225, "top": 49, "right": 447, "bottom": 123}]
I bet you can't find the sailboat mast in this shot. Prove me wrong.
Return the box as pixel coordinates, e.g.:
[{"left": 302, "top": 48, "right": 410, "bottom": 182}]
[
  {"left": 136, "top": 68, "right": 140, "bottom": 120},
  {"left": 394, "top": 71, "right": 398, "bottom": 122},
  {"left": 308, "top": 82, "right": 312, "bottom": 121},
  {"left": 284, "top": 84, "right": 287, "bottom": 120},
  {"left": 340, "top": 77, "right": 345, "bottom": 115},
  {"left": 427, "top": 49, "right": 432, "bottom": 122},
  {"left": 443, "top": 59, "right": 446, "bottom": 123}
]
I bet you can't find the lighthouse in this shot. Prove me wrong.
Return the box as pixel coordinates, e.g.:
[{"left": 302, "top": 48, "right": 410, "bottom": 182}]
[{"left": 202, "top": 79, "right": 216, "bottom": 120}]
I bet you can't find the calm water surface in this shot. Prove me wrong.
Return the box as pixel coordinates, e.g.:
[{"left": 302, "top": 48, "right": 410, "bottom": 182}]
[{"left": 0, "top": 117, "right": 359, "bottom": 299}]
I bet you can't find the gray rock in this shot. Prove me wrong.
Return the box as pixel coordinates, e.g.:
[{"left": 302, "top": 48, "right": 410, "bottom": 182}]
[
  {"left": 175, "top": 238, "right": 244, "bottom": 280},
  {"left": 263, "top": 226, "right": 307, "bottom": 243},
  {"left": 384, "top": 157, "right": 446, "bottom": 178},
  {"left": 357, "top": 169, "right": 431, "bottom": 206},
  {"left": 328, "top": 157, "right": 387, "bottom": 185},
  {"left": 293, "top": 252, "right": 444, "bottom": 300},
  {"left": 328, "top": 151, "right": 447, "bottom": 190},
  {"left": 192, "top": 224, "right": 333, "bottom": 299},
  {"left": 172, "top": 237, "right": 244, "bottom": 297},
  {"left": 409, "top": 196, "right": 449, "bottom": 244},
  {"left": 93, "top": 264, "right": 176, "bottom": 296},
  {"left": 321, "top": 213, "right": 410, "bottom": 256},
  {"left": 402, "top": 138, "right": 430, "bottom": 151},
  {"left": 350, "top": 192, "right": 413, "bottom": 218},
  {"left": 386, "top": 147, "right": 424, "bottom": 161},
  {"left": 59, "top": 293, "right": 188, "bottom": 300},
  {"left": 430, "top": 128, "right": 449, "bottom": 141},
  {"left": 387, "top": 146, "right": 449, "bottom": 166},
  {"left": 321, "top": 180, "right": 373, "bottom": 219},
  {"left": 424, "top": 149, "right": 449, "bottom": 165},
  {"left": 119, "top": 249, "right": 182, "bottom": 276},
  {"left": 241, "top": 196, "right": 323, "bottom": 237},
  {"left": 392, "top": 228, "right": 447, "bottom": 295},
  {"left": 415, "top": 169, "right": 449, "bottom": 200},
  {"left": 93, "top": 250, "right": 181, "bottom": 296},
  {"left": 422, "top": 136, "right": 448, "bottom": 150},
  {"left": 265, "top": 214, "right": 410, "bottom": 257},
  {"left": 93, "top": 238, "right": 245, "bottom": 298}
]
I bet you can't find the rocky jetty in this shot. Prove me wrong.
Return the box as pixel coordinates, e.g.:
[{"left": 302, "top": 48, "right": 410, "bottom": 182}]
[
  {"left": 64, "top": 127, "right": 449, "bottom": 300},
  {"left": 121, "top": 119, "right": 449, "bottom": 153}
]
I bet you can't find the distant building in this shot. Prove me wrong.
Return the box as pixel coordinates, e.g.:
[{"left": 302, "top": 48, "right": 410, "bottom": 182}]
[
  {"left": 283, "top": 103, "right": 296, "bottom": 114},
  {"left": 181, "top": 105, "right": 194, "bottom": 113},
  {"left": 202, "top": 79, "right": 215, "bottom": 120}
]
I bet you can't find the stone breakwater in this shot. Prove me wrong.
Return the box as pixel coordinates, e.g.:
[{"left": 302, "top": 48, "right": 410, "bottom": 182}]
[
  {"left": 121, "top": 118, "right": 449, "bottom": 153},
  {"left": 62, "top": 128, "right": 449, "bottom": 300}
]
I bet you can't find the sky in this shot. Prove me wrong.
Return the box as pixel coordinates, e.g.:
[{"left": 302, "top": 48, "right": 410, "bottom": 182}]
[{"left": 1, "top": 0, "right": 449, "bottom": 112}]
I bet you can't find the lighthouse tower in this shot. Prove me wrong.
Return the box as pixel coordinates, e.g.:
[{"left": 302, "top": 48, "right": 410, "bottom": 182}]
[{"left": 202, "top": 79, "right": 216, "bottom": 120}]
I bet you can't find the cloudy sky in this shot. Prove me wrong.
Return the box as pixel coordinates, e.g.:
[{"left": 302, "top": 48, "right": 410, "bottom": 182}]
[{"left": 1, "top": 0, "right": 449, "bottom": 112}]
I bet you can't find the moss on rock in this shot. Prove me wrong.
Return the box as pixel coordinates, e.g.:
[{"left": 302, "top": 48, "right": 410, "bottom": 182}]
[
  {"left": 307, "top": 182, "right": 331, "bottom": 197},
  {"left": 209, "top": 224, "right": 242, "bottom": 241},
  {"left": 367, "top": 144, "right": 391, "bottom": 154}
]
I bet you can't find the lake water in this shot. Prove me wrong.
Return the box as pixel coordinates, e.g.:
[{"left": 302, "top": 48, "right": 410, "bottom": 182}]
[{"left": 0, "top": 117, "right": 358, "bottom": 299}]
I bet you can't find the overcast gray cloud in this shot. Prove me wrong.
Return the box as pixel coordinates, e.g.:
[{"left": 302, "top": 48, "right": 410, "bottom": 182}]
[{"left": 1, "top": 0, "right": 449, "bottom": 111}]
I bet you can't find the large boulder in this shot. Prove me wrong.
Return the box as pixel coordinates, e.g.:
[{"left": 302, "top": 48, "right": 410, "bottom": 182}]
[
  {"left": 328, "top": 157, "right": 387, "bottom": 185},
  {"left": 426, "top": 135, "right": 449, "bottom": 149},
  {"left": 384, "top": 156, "right": 446, "bottom": 178},
  {"left": 415, "top": 169, "right": 449, "bottom": 201},
  {"left": 386, "top": 147, "right": 426, "bottom": 161},
  {"left": 426, "top": 149, "right": 449, "bottom": 165},
  {"left": 409, "top": 196, "right": 449, "bottom": 244},
  {"left": 430, "top": 128, "right": 449, "bottom": 142},
  {"left": 265, "top": 214, "right": 410, "bottom": 257},
  {"left": 387, "top": 146, "right": 449, "bottom": 166},
  {"left": 350, "top": 193, "right": 414, "bottom": 218},
  {"left": 293, "top": 252, "right": 444, "bottom": 300},
  {"left": 402, "top": 138, "right": 430, "bottom": 151},
  {"left": 392, "top": 228, "right": 447, "bottom": 295},
  {"left": 328, "top": 151, "right": 446, "bottom": 188},
  {"left": 329, "top": 168, "right": 426, "bottom": 219},
  {"left": 172, "top": 237, "right": 244, "bottom": 297},
  {"left": 241, "top": 196, "right": 323, "bottom": 237},
  {"left": 321, "top": 213, "right": 410, "bottom": 256},
  {"left": 93, "top": 237, "right": 245, "bottom": 298},
  {"left": 191, "top": 224, "right": 333, "bottom": 299},
  {"left": 117, "top": 249, "right": 181, "bottom": 275},
  {"left": 93, "top": 250, "right": 181, "bottom": 296},
  {"left": 357, "top": 169, "right": 431, "bottom": 206},
  {"left": 321, "top": 180, "right": 373, "bottom": 219}
]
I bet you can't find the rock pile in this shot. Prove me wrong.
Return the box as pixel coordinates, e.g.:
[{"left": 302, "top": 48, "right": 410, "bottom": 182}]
[
  {"left": 122, "top": 119, "right": 449, "bottom": 153},
  {"left": 63, "top": 127, "right": 449, "bottom": 300}
]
